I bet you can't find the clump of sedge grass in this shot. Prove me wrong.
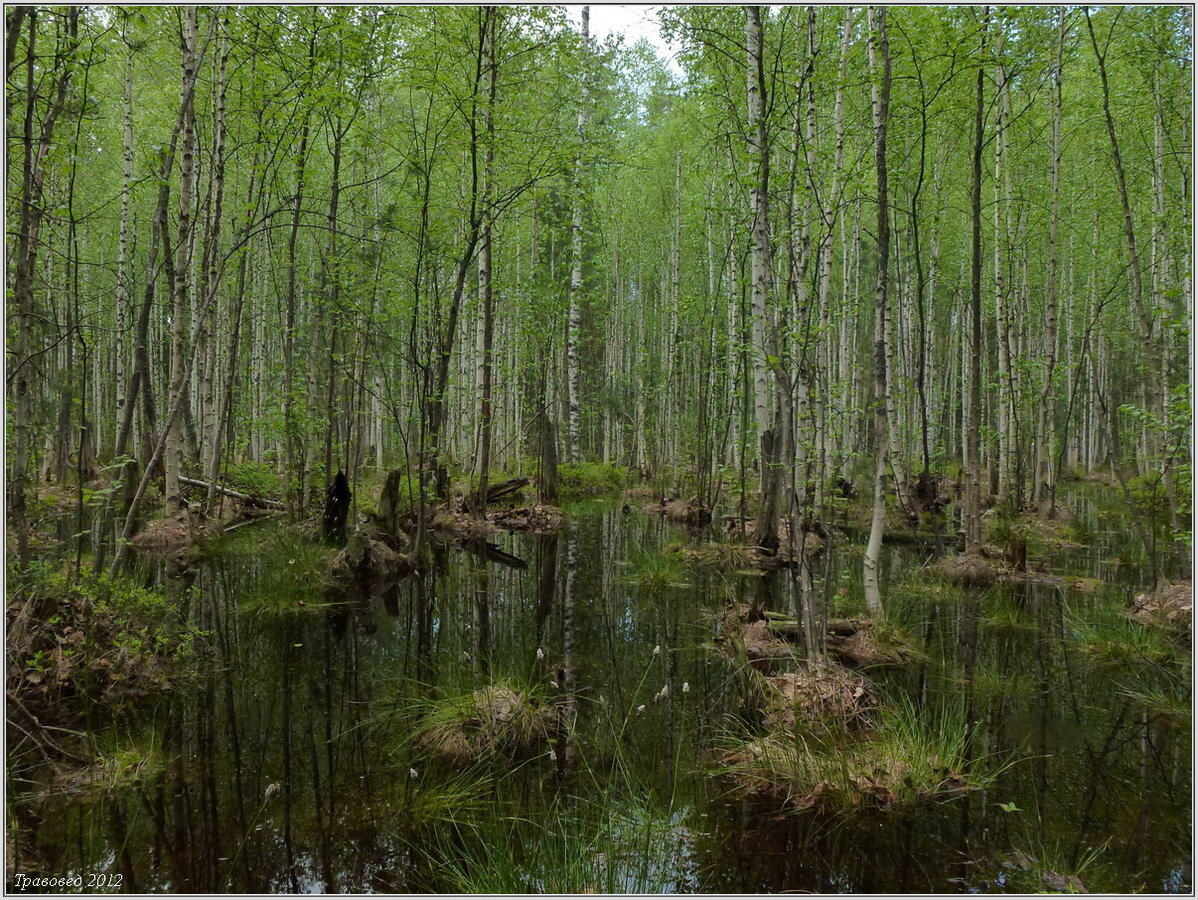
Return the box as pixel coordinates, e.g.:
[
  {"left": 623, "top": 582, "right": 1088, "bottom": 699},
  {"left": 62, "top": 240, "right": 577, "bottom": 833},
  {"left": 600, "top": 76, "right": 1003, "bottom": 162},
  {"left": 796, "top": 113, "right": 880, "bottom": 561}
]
[
  {"left": 719, "top": 696, "right": 1002, "bottom": 814},
  {"left": 624, "top": 549, "right": 690, "bottom": 593},
  {"left": 240, "top": 529, "right": 336, "bottom": 615},
  {"left": 683, "top": 541, "right": 756, "bottom": 573},
  {"left": 416, "top": 681, "right": 555, "bottom": 764},
  {"left": 1068, "top": 605, "right": 1177, "bottom": 670}
]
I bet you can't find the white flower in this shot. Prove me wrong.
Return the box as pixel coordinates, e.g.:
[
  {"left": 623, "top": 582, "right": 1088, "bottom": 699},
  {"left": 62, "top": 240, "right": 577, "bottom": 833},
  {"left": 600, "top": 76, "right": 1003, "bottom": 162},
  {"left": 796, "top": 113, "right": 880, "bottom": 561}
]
[
  {"left": 264, "top": 783, "right": 281, "bottom": 803},
  {"left": 409, "top": 768, "right": 419, "bottom": 780},
  {"left": 682, "top": 682, "right": 690, "bottom": 694},
  {"left": 548, "top": 747, "right": 558, "bottom": 762},
  {"left": 636, "top": 704, "right": 646, "bottom": 717},
  {"left": 536, "top": 647, "right": 545, "bottom": 662},
  {"left": 653, "top": 645, "right": 661, "bottom": 657},
  {"left": 655, "top": 684, "right": 670, "bottom": 702},
  {"left": 549, "top": 678, "right": 559, "bottom": 690}
]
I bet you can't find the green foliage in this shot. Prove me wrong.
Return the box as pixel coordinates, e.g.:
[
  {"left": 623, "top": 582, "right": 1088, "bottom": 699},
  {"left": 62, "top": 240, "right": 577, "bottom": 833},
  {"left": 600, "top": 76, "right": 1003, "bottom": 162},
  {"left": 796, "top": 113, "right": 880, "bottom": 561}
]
[
  {"left": 9, "top": 567, "right": 197, "bottom": 714},
  {"left": 412, "top": 678, "right": 554, "bottom": 765},
  {"left": 1066, "top": 604, "right": 1178, "bottom": 671},
  {"left": 221, "top": 460, "right": 282, "bottom": 498},
  {"left": 557, "top": 462, "right": 629, "bottom": 499}
]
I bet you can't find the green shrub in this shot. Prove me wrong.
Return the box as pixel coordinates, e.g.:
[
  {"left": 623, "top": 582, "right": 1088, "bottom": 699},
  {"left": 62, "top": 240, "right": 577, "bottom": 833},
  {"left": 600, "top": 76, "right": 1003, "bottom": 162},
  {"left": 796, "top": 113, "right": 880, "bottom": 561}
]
[{"left": 222, "top": 460, "right": 281, "bottom": 498}]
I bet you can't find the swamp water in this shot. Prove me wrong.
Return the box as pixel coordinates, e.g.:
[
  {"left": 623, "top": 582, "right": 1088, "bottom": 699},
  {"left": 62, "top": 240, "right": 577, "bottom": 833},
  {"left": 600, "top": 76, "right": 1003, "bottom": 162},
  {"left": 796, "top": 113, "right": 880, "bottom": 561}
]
[{"left": 8, "top": 490, "right": 1191, "bottom": 893}]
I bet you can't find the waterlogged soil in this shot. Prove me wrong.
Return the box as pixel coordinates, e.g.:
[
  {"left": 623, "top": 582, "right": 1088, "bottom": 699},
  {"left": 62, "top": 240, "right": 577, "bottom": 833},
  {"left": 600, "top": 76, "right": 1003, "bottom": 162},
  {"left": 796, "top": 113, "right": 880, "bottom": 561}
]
[{"left": 7, "top": 489, "right": 1191, "bottom": 893}]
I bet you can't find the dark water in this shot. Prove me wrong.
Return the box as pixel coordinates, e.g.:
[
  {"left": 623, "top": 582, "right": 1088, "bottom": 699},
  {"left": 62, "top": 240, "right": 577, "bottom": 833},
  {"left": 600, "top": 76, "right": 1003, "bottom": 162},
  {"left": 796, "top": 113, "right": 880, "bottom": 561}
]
[{"left": 8, "top": 490, "right": 1192, "bottom": 893}]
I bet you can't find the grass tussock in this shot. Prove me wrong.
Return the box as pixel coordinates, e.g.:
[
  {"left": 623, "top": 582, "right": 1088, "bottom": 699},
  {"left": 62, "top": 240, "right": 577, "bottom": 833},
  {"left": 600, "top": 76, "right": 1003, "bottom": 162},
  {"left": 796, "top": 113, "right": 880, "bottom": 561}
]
[
  {"left": 242, "top": 530, "right": 336, "bottom": 614},
  {"left": 624, "top": 549, "right": 690, "bottom": 593},
  {"left": 1068, "top": 606, "right": 1179, "bottom": 670},
  {"left": 830, "top": 619, "right": 925, "bottom": 668},
  {"left": 683, "top": 541, "right": 756, "bottom": 572},
  {"left": 719, "top": 697, "right": 997, "bottom": 814},
  {"left": 416, "top": 682, "right": 555, "bottom": 764},
  {"left": 932, "top": 552, "right": 1000, "bottom": 586},
  {"left": 761, "top": 662, "right": 876, "bottom": 730},
  {"left": 50, "top": 742, "right": 164, "bottom": 798},
  {"left": 558, "top": 462, "right": 629, "bottom": 499}
]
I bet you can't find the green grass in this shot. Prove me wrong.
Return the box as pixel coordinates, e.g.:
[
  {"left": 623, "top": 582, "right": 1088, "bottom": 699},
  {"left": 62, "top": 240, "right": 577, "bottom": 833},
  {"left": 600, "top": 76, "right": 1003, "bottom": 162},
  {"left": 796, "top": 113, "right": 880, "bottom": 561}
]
[
  {"left": 623, "top": 547, "right": 690, "bottom": 593},
  {"left": 981, "top": 593, "right": 1039, "bottom": 633},
  {"left": 239, "top": 529, "right": 337, "bottom": 615},
  {"left": 718, "top": 694, "right": 1008, "bottom": 814},
  {"left": 1067, "top": 604, "right": 1178, "bottom": 670},
  {"left": 423, "top": 790, "right": 690, "bottom": 893},
  {"left": 983, "top": 832, "right": 1117, "bottom": 894},
  {"left": 683, "top": 541, "right": 756, "bottom": 572}
]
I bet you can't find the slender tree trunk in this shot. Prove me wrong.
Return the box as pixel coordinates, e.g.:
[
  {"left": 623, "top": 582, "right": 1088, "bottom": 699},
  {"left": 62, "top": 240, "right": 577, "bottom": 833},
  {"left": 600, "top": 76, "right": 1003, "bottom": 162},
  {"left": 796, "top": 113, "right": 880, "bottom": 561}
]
[
  {"left": 473, "top": 8, "right": 498, "bottom": 514},
  {"left": 965, "top": 9, "right": 988, "bottom": 556},
  {"left": 1034, "top": 7, "right": 1065, "bottom": 511},
  {"left": 746, "top": 7, "right": 770, "bottom": 472},
  {"left": 746, "top": 6, "right": 782, "bottom": 551},
  {"left": 863, "top": 6, "right": 891, "bottom": 617},
  {"left": 1084, "top": 10, "right": 1162, "bottom": 462},
  {"left": 566, "top": 7, "right": 589, "bottom": 463},
  {"left": 164, "top": 8, "right": 198, "bottom": 517},
  {"left": 282, "top": 31, "right": 316, "bottom": 518},
  {"left": 10, "top": 8, "right": 80, "bottom": 565}
]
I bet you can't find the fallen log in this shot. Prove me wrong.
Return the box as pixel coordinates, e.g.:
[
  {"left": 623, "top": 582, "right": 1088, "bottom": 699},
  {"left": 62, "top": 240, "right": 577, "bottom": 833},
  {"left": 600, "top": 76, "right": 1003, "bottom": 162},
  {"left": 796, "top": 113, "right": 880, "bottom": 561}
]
[
  {"left": 482, "top": 476, "right": 531, "bottom": 504},
  {"left": 179, "top": 476, "right": 284, "bottom": 509}
]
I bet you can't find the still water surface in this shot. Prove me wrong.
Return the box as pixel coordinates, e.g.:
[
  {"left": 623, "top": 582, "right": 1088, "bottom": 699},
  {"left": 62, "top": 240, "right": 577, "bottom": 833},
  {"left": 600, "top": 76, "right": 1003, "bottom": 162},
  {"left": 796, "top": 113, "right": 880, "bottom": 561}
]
[{"left": 10, "top": 490, "right": 1191, "bottom": 893}]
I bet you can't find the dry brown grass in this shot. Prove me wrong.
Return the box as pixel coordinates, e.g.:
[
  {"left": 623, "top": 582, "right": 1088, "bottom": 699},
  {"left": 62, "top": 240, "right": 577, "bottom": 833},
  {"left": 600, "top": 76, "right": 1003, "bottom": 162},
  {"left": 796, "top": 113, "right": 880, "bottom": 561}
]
[
  {"left": 1129, "top": 581, "right": 1193, "bottom": 631},
  {"left": 932, "top": 552, "right": 1000, "bottom": 586},
  {"left": 761, "top": 661, "right": 876, "bottom": 730}
]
